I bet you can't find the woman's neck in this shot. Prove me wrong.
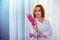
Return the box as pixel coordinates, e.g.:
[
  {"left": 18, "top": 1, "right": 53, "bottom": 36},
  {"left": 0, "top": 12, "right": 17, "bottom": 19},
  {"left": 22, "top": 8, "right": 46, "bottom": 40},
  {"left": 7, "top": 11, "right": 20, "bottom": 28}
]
[{"left": 37, "top": 17, "right": 44, "bottom": 23}]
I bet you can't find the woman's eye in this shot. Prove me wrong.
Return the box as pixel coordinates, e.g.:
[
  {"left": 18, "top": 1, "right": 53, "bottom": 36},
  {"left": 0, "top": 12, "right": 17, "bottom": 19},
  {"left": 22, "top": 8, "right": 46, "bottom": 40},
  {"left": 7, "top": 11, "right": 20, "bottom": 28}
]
[
  {"left": 34, "top": 10, "right": 40, "bottom": 12},
  {"left": 38, "top": 10, "right": 40, "bottom": 12}
]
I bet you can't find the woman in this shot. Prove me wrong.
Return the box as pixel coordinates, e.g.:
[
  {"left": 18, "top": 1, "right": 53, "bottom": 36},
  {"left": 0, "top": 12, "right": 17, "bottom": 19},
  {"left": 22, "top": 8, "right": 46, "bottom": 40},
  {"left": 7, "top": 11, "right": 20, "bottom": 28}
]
[{"left": 27, "top": 4, "right": 52, "bottom": 40}]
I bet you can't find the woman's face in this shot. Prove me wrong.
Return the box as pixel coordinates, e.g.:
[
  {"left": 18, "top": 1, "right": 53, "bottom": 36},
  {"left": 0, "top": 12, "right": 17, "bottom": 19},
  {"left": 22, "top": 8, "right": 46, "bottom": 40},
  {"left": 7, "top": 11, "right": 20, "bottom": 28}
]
[{"left": 35, "top": 7, "right": 41, "bottom": 18}]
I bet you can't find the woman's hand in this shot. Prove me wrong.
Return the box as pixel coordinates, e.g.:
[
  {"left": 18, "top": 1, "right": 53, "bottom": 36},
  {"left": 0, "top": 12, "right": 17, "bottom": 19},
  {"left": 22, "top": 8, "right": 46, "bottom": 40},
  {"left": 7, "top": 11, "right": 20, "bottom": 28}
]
[
  {"left": 29, "top": 33, "right": 34, "bottom": 38},
  {"left": 39, "top": 32, "right": 47, "bottom": 37},
  {"left": 33, "top": 25, "right": 38, "bottom": 32}
]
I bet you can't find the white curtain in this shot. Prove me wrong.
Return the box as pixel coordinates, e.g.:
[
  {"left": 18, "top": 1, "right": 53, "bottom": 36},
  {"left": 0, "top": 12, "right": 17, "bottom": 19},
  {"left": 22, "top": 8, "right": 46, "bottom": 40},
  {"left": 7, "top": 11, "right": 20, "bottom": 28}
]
[
  {"left": 9, "top": 0, "right": 25, "bottom": 40},
  {"left": 51, "top": 0, "right": 60, "bottom": 40}
]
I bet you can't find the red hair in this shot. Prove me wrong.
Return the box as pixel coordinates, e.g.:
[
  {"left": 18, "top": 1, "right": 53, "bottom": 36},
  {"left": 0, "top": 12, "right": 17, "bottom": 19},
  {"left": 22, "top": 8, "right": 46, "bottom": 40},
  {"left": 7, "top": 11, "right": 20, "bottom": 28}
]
[{"left": 33, "top": 4, "right": 45, "bottom": 18}]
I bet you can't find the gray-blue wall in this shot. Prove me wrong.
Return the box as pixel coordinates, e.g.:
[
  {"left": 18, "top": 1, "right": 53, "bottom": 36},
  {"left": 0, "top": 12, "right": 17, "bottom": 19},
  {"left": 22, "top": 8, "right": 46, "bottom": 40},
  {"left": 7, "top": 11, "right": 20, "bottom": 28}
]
[{"left": 0, "top": 0, "right": 9, "bottom": 40}]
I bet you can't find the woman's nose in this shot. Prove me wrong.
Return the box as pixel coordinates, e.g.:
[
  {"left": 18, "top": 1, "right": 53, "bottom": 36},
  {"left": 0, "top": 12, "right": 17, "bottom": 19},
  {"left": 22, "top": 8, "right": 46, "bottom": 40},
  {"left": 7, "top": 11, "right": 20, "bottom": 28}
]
[
  {"left": 35, "top": 11, "right": 40, "bottom": 14},
  {"left": 36, "top": 11, "right": 39, "bottom": 13}
]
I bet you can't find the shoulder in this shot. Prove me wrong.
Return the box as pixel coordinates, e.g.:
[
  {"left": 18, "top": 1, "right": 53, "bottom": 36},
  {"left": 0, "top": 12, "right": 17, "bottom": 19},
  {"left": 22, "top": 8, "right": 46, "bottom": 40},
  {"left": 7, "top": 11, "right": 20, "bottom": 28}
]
[
  {"left": 44, "top": 19, "right": 51, "bottom": 26},
  {"left": 44, "top": 19, "right": 52, "bottom": 30},
  {"left": 44, "top": 19, "right": 50, "bottom": 23}
]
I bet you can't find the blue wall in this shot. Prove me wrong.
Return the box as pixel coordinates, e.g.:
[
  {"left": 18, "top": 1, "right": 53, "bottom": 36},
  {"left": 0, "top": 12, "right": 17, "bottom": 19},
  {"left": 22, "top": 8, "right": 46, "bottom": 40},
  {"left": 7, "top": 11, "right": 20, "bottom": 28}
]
[{"left": 0, "top": 0, "right": 9, "bottom": 40}]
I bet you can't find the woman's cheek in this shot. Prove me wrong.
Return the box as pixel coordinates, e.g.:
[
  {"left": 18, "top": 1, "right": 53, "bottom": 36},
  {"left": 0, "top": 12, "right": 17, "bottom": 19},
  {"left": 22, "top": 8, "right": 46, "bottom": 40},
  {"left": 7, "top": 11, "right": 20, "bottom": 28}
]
[
  {"left": 35, "top": 12, "right": 37, "bottom": 17},
  {"left": 38, "top": 12, "right": 41, "bottom": 17}
]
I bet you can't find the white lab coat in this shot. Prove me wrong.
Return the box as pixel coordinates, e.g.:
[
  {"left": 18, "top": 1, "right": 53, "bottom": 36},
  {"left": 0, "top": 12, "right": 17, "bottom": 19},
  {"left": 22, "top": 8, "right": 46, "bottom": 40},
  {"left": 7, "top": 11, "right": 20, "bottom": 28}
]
[{"left": 29, "top": 19, "right": 52, "bottom": 40}]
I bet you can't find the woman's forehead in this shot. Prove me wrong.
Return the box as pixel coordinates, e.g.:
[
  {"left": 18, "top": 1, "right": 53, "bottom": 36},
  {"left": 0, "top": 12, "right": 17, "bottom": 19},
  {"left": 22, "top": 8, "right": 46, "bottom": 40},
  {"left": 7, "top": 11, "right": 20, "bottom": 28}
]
[{"left": 35, "top": 7, "right": 41, "bottom": 10}]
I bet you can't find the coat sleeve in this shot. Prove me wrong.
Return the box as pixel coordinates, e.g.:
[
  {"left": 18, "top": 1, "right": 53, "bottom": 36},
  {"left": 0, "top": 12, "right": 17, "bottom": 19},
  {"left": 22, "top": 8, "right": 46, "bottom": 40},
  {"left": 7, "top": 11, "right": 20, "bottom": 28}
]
[{"left": 43, "top": 20, "right": 52, "bottom": 38}]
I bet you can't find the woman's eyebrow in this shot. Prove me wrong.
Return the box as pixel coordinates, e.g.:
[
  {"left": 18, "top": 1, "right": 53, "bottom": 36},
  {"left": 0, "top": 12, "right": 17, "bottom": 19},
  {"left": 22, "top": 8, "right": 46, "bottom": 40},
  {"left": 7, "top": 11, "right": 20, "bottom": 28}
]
[{"left": 38, "top": 10, "right": 41, "bottom": 11}]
